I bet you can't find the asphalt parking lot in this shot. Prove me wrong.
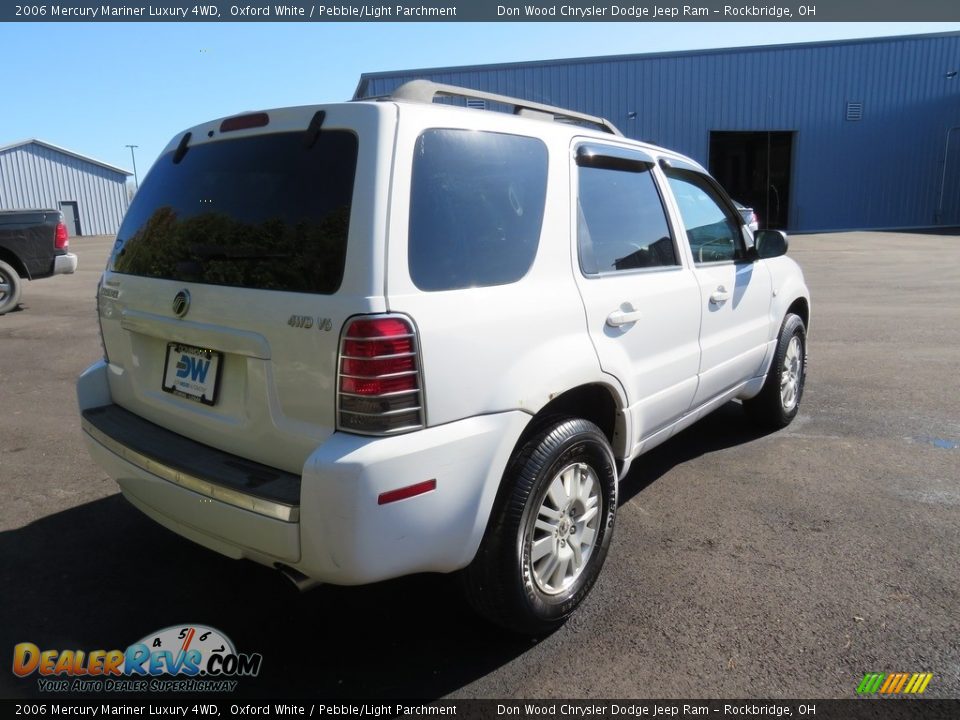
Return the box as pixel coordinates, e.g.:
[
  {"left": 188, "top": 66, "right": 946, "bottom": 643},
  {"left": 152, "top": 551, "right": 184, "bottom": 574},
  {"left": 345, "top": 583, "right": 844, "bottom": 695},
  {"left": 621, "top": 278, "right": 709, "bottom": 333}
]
[{"left": 1, "top": 231, "right": 957, "bottom": 700}]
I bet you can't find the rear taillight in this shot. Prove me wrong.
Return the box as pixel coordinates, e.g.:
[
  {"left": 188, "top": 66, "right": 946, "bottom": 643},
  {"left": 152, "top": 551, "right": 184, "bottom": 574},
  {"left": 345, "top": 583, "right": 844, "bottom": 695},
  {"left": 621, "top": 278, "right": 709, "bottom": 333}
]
[
  {"left": 55, "top": 222, "right": 69, "bottom": 250},
  {"left": 337, "top": 316, "right": 424, "bottom": 435}
]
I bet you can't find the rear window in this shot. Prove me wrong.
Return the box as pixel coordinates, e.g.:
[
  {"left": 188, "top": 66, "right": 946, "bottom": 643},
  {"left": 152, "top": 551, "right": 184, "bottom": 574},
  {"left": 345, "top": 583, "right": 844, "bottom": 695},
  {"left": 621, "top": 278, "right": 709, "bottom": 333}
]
[
  {"left": 110, "top": 130, "right": 358, "bottom": 294},
  {"left": 408, "top": 129, "right": 548, "bottom": 291}
]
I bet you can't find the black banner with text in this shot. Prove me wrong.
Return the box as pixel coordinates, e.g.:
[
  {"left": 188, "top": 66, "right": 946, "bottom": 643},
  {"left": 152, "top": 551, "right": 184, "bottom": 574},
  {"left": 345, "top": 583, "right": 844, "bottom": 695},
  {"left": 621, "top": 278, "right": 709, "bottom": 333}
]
[{"left": 4, "top": 0, "right": 960, "bottom": 22}]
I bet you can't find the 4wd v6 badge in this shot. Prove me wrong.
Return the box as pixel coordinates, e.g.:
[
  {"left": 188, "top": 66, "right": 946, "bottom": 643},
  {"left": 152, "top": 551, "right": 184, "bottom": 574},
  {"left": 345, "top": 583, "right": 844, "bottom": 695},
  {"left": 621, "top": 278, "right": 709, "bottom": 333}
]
[{"left": 288, "top": 315, "right": 332, "bottom": 331}]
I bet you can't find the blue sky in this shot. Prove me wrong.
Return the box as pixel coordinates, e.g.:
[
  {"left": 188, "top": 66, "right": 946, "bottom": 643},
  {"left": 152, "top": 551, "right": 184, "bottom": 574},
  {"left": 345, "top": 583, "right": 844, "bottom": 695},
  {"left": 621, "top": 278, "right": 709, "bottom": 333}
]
[{"left": 3, "top": 21, "right": 959, "bottom": 180}]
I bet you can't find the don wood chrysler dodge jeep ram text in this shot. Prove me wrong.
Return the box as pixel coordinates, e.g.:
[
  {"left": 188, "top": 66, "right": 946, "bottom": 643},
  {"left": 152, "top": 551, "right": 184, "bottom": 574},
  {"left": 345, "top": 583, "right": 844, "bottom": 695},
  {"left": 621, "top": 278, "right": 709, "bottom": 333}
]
[{"left": 77, "top": 82, "right": 810, "bottom": 633}]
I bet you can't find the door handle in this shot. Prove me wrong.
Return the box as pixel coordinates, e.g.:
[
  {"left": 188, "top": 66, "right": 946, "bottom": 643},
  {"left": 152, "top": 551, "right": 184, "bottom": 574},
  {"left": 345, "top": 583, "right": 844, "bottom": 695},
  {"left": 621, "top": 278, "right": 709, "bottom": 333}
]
[
  {"left": 709, "top": 286, "right": 730, "bottom": 304},
  {"left": 606, "top": 308, "right": 643, "bottom": 327}
]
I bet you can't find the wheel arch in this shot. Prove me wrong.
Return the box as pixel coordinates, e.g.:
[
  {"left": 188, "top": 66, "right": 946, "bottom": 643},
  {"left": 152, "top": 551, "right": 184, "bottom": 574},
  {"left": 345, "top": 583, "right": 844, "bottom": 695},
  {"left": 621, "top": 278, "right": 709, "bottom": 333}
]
[
  {"left": 0, "top": 249, "right": 29, "bottom": 279},
  {"left": 786, "top": 296, "right": 810, "bottom": 333},
  {"left": 514, "top": 382, "right": 627, "bottom": 467},
  {"left": 461, "top": 381, "right": 626, "bottom": 574}
]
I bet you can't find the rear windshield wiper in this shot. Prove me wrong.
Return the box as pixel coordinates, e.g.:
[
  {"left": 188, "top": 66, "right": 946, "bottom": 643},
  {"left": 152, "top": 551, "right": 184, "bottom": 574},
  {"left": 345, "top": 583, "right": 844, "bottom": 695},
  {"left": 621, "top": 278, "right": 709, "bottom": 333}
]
[{"left": 303, "top": 110, "right": 326, "bottom": 149}]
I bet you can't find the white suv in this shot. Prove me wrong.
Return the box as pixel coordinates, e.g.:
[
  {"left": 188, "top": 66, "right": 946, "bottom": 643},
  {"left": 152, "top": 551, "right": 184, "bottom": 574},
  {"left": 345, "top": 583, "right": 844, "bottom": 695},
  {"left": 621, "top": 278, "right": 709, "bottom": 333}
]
[{"left": 78, "top": 81, "right": 810, "bottom": 634}]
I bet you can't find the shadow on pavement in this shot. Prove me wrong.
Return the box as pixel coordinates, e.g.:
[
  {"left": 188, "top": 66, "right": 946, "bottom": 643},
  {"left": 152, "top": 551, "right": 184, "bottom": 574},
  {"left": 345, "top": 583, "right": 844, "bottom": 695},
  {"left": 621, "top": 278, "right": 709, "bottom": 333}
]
[
  {"left": 619, "top": 400, "right": 774, "bottom": 505},
  {"left": 1, "top": 402, "right": 769, "bottom": 700},
  {"left": 0, "top": 496, "right": 532, "bottom": 700}
]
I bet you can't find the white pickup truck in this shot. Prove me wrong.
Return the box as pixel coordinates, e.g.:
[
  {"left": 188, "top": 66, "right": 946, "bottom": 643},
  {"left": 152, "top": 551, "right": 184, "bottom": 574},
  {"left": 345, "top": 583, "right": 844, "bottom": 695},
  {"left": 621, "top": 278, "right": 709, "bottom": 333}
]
[{"left": 78, "top": 81, "right": 810, "bottom": 634}]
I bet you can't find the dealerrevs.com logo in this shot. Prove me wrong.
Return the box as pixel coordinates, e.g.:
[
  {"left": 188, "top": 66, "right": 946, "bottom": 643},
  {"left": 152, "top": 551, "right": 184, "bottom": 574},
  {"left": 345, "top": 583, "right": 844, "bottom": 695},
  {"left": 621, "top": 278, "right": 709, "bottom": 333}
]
[{"left": 12, "top": 625, "right": 262, "bottom": 693}]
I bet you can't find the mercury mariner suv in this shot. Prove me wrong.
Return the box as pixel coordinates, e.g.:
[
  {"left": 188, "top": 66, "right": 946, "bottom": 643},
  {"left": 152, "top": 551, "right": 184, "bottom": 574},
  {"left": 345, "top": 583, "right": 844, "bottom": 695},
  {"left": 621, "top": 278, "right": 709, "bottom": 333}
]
[{"left": 78, "top": 81, "right": 810, "bottom": 633}]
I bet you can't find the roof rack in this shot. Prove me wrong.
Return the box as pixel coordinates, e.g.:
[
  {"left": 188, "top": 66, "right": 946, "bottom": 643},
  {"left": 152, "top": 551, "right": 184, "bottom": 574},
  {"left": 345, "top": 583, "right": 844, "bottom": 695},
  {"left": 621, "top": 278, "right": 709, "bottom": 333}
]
[{"left": 384, "top": 79, "right": 623, "bottom": 136}]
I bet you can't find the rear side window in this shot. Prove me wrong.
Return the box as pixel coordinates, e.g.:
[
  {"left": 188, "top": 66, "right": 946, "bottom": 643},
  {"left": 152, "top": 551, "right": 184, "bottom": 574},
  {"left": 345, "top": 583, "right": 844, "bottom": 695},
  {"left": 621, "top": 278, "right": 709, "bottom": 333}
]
[
  {"left": 408, "top": 129, "right": 548, "bottom": 291},
  {"left": 577, "top": 162, "right": 677, "bottom": 274},
  {"left": 110, "top": 131, "right": 358, "bottom": 294}
]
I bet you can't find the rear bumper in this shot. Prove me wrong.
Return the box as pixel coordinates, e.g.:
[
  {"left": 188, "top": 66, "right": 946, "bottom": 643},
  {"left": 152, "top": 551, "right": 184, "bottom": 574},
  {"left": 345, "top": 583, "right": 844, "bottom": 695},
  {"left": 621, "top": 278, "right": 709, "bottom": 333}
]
[
  {"left": 77, "top": 360, "right": 529, "bottom": 585},
  {"left": 53, "top": 252, "right": 78, "bottom": 275}
]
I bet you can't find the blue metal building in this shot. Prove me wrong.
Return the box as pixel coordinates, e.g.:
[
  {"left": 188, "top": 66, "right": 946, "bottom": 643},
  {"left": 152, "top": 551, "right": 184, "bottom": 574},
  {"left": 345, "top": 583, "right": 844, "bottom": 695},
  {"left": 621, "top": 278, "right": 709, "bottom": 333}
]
[
  {"left": 356, "top": 32, "right": 960, "bottom": 232},
  {"left": 0, "top": 139, "right": 131, "bottom": 236}
]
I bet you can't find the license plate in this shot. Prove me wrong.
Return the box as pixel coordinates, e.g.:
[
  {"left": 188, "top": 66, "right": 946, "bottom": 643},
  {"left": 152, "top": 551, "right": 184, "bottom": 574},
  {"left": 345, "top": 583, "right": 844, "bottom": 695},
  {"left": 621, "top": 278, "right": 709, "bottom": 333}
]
[{"left": 161, "top": 343, "right": 222, "bottom": 406}]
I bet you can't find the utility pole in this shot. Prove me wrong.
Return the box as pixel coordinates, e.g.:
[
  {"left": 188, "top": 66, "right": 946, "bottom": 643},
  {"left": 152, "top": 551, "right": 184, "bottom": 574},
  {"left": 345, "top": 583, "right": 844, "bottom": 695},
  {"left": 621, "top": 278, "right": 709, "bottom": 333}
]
[{"left": 125, "top": 144, "right": 139, "bottom": 190}]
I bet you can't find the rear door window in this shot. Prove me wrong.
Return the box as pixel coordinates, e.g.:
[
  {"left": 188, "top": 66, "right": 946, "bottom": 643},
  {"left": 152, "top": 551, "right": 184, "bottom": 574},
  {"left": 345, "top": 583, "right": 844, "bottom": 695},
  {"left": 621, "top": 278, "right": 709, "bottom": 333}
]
[
  {"left": 577, "top": 159, "right": 677, "bottom": 275},
  {"left": 408, "top": 129, "right": 548, "bottom": 291},
  {"left": 110, "top": 130, "right": 358, "bottom": 294}
]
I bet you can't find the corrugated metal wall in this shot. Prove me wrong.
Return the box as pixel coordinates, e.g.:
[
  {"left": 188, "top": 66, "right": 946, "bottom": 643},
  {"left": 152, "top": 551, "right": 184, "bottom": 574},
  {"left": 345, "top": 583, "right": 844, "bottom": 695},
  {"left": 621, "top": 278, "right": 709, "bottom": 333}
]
[
  {"left": 359, "top": 33, "right": 960, "bottom": 232},
  {"left": 0, "top": 142, "right": 129, "bottom": 235}
]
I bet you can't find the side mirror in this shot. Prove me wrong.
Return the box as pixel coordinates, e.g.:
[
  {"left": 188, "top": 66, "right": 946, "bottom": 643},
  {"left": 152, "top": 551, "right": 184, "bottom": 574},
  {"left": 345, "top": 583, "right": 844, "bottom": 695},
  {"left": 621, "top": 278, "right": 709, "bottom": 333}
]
[{"left": 755, "top": 229, "right": 789, "bottom": 259}]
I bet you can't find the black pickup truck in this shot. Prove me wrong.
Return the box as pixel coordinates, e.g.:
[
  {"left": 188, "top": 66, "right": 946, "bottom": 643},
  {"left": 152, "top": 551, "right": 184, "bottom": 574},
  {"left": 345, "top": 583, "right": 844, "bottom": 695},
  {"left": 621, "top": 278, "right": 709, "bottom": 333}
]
[{"left": 0, "top": 209, "right": 78, "bottom": 314}]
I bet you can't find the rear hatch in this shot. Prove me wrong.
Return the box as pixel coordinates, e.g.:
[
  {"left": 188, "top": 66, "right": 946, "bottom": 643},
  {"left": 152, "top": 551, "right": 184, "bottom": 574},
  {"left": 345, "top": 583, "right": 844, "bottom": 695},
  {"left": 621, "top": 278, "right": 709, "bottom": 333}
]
[{"left": 97, "top": 103, "right": 393, "bottom": 474}]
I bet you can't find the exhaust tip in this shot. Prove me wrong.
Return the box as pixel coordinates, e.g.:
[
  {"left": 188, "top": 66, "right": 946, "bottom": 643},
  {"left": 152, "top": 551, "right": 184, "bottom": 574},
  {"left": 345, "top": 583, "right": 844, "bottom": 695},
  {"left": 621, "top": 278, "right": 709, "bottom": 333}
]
[{"left": 275, "top": 564, "right": 321, "bottom": 592}]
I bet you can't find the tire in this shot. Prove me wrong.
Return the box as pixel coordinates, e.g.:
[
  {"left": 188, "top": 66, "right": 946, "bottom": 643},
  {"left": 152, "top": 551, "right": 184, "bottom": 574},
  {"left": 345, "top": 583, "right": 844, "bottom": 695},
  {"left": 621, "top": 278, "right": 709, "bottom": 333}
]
[
  {"left": 461, "top": 418, "right": 618, "bottom": 635},
  {"left": 743, "top": 313, "right": 807, "bottom": 429},
  {"left": 0, "top": 259, "right": 23, "bottom": 315}
]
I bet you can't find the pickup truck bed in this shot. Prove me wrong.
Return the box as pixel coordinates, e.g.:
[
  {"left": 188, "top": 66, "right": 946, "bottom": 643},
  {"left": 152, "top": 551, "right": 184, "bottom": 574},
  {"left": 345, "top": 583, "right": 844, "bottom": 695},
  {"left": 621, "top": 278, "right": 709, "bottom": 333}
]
[{"left": 0, "top": 209, "right": 78, "bottom": 314}]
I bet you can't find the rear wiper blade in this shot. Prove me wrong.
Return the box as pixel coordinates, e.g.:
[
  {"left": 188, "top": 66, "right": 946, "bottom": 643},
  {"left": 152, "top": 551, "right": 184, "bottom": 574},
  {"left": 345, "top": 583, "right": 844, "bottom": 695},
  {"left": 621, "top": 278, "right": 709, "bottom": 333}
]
[
  {"left": 303, "top": 110, "right": 326, "bottom": 149},
  {"left": 172, "top": 132, "right": 192, "bottom": 164}
]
